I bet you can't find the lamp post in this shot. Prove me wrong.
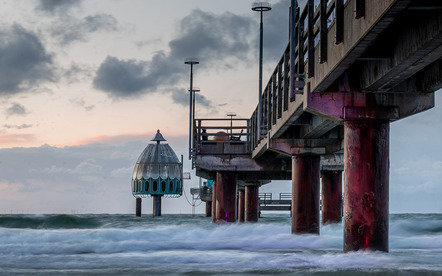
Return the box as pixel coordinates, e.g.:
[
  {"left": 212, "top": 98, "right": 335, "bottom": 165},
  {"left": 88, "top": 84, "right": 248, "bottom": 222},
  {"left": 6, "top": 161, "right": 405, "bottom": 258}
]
[
  {"left": 252, "top": 2, "right": 271, "bottom": 140},
  {"left": 185, "top": 58, "right": 199, "bottom": 160}
]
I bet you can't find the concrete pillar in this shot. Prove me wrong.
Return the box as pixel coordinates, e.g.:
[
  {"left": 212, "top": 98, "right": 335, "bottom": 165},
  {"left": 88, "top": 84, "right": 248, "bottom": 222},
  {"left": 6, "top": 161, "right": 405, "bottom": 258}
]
[
  {"left": 238, "top": 189, "right": 245, "bottom": 222},
  {"left": 343, "top": 120, "right": 389, "bottom": 252},
  {"left": 215, "top": 171, "right": 237, "bottom": 223},
  {"left": 135, "top": 198, "right": 142, "bottom": 217},
  {"left": 205, "top": 201, "right": 212, "bottom": 217},
  {"left": 211, "top": 181, "right": 217, "bottom": 223},
  {"left": 292, "top": 155, "right": 320, "bottom": 234},
  {"left": 153, "top": 195, "right": 162, "bottom": 217},
  {"left": 321, "top": 170, "right": 343, "bottom": 224},
  {"left": 245, "top": 185, "right": 259, "bottom": 222}
]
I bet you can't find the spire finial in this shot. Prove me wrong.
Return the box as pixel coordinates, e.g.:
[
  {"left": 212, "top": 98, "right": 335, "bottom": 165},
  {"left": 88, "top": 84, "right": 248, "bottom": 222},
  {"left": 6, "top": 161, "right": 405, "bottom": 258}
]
[{"left": 151, "top": 129, "right": 166, "bottom": 143}]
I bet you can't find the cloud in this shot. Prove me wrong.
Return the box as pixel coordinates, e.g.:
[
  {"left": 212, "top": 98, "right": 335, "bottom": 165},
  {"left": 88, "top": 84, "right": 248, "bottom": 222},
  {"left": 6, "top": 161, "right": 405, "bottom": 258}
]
[
  {"left": 0, "top": 24, "right": 54, "bottom": 96},
  {"left": 50, "top": 14, "right": 118, "bottom": 45},
  {"left": 3, "top": 124, "right": 33, "bottom": 130},
  {"left": 70, "top": 98, "right": 94, "bottom": 112},
  {"left": 36, "top": 0, "right": 81, "bottom": 15},
  {"left": 6, "top": 103, "right": 28, "bottom": 116},
  {"left": 93, "top": 9, "right": 256, "bottom": 101},
  {"left": 171, "top": 88, "right": 213, "bottom": 108}
]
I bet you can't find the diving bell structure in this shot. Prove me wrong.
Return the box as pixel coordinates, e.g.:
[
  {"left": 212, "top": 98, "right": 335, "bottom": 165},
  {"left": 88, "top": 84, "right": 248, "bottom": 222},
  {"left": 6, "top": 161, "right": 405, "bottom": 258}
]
[{"left": 131, "top": 130, "right": 183, "bottom": 216}]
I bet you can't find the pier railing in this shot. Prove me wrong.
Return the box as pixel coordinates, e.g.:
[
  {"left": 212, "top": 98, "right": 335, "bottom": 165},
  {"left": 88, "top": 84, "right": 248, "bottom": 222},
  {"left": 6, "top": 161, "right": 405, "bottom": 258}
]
[
  {"left": 193, "top": 118, "right": 251, "bottom": 166},
  {"left": 250, "top": 0, "right": 347, "bottom": 149}
]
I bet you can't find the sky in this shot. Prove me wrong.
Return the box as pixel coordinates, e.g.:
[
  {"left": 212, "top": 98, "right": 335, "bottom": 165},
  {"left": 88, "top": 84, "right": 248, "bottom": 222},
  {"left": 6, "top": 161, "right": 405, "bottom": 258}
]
[{"left": 0, "top": 0, "right": 441, "bottom": 214}]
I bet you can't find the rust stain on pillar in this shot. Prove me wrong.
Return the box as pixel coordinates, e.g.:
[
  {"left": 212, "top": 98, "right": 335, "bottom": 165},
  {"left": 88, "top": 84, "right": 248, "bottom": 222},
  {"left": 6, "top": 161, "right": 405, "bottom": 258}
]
[
  {"left": 321, "top": 170, "right": 343, "bottom": 224},
  {"left": 135, "top": 198, "right": 142, "bottom": 217},
  {"left": 212, "top": 181, "right": 217, "bottom": 223},
  {"left": 344, "top": 120, "right": 389, "bottom": 252},
  {"left": 153, "top": 195, "right": 162, "bottom": 217},
  {"left": 238, "top": 189, "right": 245, "bottom": 222},
  {"left": 292, "top": 155, "right": 320, "bottom": 234},
  {"left": 245, "top": 185, "right": 259, "bottom": 222},
  {"left": 215, "top": 172, "right": 237, "bottom": 223}
]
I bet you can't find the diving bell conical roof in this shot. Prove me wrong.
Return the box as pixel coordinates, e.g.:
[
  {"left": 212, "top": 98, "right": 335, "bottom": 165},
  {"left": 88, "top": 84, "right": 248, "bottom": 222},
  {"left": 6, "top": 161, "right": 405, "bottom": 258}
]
[{"left": 151, "top": 129, "right": 166, "bottom": 142}]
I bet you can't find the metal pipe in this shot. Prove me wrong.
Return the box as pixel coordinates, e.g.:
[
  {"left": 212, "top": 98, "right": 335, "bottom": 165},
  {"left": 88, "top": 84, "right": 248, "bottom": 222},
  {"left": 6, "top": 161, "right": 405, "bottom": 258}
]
[{"left": 189, "top": 63, "right": 193, "bottom": 160}]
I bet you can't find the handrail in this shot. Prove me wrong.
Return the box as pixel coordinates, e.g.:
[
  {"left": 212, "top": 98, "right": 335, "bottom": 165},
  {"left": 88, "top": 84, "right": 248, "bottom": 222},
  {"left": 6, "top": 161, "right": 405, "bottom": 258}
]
[{"left": 249, "top": 0, "right": 347, "bottom": 152}]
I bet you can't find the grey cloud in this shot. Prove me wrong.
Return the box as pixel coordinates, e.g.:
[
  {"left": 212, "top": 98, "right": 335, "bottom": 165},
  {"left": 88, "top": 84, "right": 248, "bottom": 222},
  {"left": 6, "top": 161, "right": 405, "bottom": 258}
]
[
  {"left": 93, "top": 56, "right": 152, "bottom": 99},
  {"left": 169, "top": 9, "right": 254, "bottom": 61},
  {"left": 0, "top": 25, "right": 54, "bottom": 96},
  {"left": 170, "top": 88, "right": 214, "bottom": 109},
  {"left": 3, "top": 124, "right": 33, "bottom": 130},
  {"left": 70, "top": 98, "right": 94, "bottom": 112},
  {"left": 93, "top": 9, "right": 255, "bottom": 101},
  {"left": 6, "top": 103, "right": 28, "bottom": 116},
  {"left": 51, "top": 14, "right": 118, "bottom": 45},
  {"left": 36, "top": 0, "right": 81, "bottom": 15}
]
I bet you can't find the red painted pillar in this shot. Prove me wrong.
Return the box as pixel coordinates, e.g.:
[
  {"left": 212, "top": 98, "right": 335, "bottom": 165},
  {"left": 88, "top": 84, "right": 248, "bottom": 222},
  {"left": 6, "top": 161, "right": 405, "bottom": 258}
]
[
  {"left": 238, "top": 189, "right": 245, "bottom": 222},
  {"left": 344, "top": 120, "right": 389, "bottom": 252},
  {"left": 292, "top": 155, "right": 320, "bottom": 234},
  {"left": 205, "top": 201, "right": 212, "bottom": 217},
  {"left": 245, "top": 185, "right": 259, "bottom": 222},
  {"left": 211, "top": 181, "right": 217, "bottom": 223},
  {"left": 153, "top": 195, "right": 162, "bottom": 217},
  {"left": 321, "top": 170, "right": 342, "bottom": 224},
  {"left": 215, "top": 172, "right": 237, "bottom": 223},
  {"left": 135, "top": 198, "right": 142, "bottom": 217}
]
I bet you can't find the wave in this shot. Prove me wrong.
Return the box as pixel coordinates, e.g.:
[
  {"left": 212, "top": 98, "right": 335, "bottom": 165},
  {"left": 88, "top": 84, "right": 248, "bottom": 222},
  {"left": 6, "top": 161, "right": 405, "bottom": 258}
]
[{"left": 0, "top": 214, "right": 441, "bottom": 274}]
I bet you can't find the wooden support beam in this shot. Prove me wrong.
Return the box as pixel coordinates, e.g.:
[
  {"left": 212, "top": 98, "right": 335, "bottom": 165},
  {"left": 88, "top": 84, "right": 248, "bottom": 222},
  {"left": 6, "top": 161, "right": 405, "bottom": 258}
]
[
  {"left": 335, "top": 0, "right": 344, "bottom": 44},
  {"left": 277, "top": 63, "right": 283, "bottom": 118},
  {"left": 320, "top": 0, "right": 328, "bottom": 63},
  {"left": 307, "top": 0, "right": 315, "bottom": 78}
]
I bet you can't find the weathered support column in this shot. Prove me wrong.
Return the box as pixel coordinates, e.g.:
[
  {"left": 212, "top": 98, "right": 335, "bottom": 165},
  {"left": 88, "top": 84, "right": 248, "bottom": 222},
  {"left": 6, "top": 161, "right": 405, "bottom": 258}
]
[
  {"left": 344, "top": 120, "right": 389, "bottom": 252},
  {"left": 237, "top": 189, "right": 245, "bottom": 222},
  {"left": 292, "top": 155, "right": 320, "bottom": 234},
  {"left": 215, "top": 172, "right": 237, "bottom": 223},
  {"left": 152, "top": 195, "right": 162, "bottom": 217},
  {"left": 135, "top": 198, "right": 142, "bottom": 217},
  {"left": 211, "top": 181, "right": 217, "bottom": 223},
  {"left": 245, "top": 185, "right": 259, "bottom": 222},
  {"left": 205, "top": 201, "right": 212, "bottom": 217},
  {"left": 321, "top": 170, "right": 342, "bottom": 224}
]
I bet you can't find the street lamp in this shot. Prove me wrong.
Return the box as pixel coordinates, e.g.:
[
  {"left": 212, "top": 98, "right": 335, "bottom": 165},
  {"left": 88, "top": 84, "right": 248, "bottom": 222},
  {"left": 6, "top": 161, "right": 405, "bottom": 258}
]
[
  {"left": 252, "top": 2, "right": 271, "bottom": 139},
  {"left": 185, "top": 58, "right": 199, "bottom": 160}
]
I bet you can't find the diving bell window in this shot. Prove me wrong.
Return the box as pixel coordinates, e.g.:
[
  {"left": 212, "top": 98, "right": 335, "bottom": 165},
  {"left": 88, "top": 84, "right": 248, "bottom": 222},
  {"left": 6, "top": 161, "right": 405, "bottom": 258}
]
[{"left": 161, "top": 180, "right": 166, "bottom": 192}]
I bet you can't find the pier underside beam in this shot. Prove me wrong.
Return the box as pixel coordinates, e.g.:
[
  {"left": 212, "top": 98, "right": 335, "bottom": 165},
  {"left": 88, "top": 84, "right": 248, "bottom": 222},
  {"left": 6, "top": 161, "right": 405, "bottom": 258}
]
[
  {"left": 245, "top": 185, "right": 259, "bottom": 223},
  {"left": 321, "top": 170, "right": 343, "bottom": 224},
  {"left": 344, "top": 120, "right": 389, "bottom": 252},
  {"left": 215, "top": 171, "right": 237, "bottom": 223},
  {"left": 153, "top": 195, "right": 162, "bottom": 217},
  {"left": 292, "top": 155, "right": 321, "bottom": 234}
]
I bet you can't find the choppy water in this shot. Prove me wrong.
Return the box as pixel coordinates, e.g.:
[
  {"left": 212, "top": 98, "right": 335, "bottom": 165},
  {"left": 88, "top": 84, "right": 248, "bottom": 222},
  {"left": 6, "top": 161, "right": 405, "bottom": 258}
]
[{"left": 0, "top": 213, "right": 441, "bottom": 275}]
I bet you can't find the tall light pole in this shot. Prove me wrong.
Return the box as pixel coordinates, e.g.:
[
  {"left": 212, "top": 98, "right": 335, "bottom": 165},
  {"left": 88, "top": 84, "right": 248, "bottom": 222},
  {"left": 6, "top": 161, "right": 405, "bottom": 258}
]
[
  {"left": 185, "top": 58, "right": 199, "bottom": 160},
  {"left": 252, "top": 2, "right": 271, "bottom": 140}
]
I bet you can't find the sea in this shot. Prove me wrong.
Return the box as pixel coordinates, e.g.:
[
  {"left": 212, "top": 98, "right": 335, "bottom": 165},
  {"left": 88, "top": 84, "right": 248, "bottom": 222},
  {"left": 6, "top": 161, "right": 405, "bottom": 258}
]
[{"left": 0, "top": 213, "right": 441, "bottom": 275}]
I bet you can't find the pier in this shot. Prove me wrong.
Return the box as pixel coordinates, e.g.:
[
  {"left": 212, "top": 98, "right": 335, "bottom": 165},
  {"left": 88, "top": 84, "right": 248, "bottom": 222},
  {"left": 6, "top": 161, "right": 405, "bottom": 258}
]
[{"left": 190, "top": 0, "right": 442, "bottom": 252}]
